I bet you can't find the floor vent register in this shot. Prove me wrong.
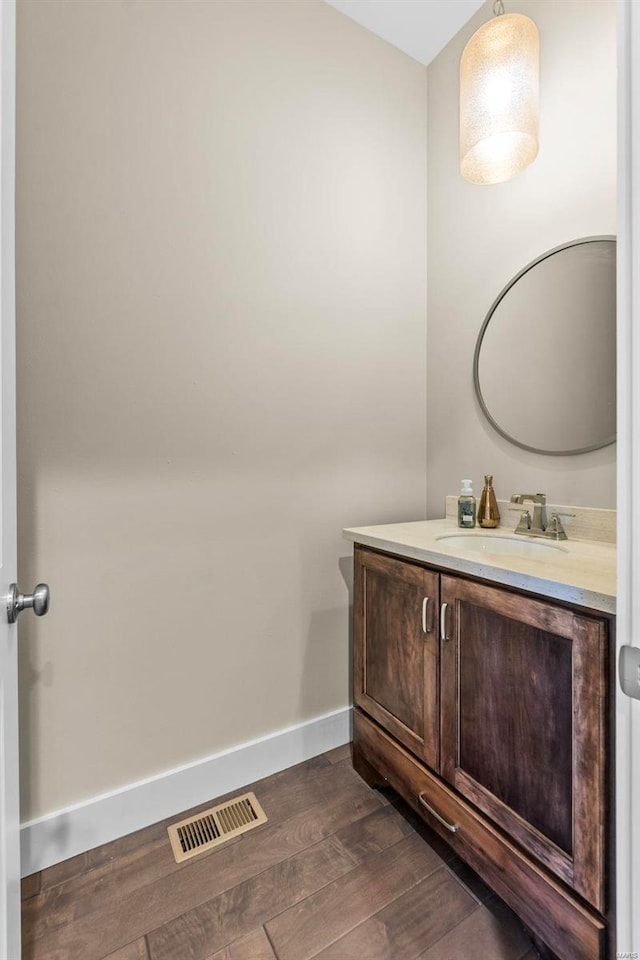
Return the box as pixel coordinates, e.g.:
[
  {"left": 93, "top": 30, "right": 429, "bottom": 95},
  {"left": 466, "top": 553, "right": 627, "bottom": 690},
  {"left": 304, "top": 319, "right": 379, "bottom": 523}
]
[{"left": 167, "top": 791, "right": 267, "bottom": 863}]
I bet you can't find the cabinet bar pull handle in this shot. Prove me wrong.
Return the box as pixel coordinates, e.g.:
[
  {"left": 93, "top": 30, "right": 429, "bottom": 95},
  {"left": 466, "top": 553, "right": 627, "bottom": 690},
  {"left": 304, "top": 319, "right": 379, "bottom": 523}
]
[
  {"left": 418, "top": 793, "right": 459, "bottom": 833},
  {"left": 440, "top": 602, "right": 449, "bottom": 640},
  {"left": 422, "top": 597, "right": 430, "bottom": 634}
]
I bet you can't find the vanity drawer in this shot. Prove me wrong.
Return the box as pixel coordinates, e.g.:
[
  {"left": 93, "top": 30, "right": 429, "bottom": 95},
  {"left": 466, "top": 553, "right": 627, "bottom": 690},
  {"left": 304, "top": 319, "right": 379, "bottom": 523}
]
[{"left": 354, "top": 710, "right": 606, "bottom": 960}]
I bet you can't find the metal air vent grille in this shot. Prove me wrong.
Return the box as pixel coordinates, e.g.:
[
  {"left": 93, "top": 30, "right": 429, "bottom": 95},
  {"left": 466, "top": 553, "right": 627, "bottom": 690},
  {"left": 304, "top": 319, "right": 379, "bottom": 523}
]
[{"left": 167, "top": 792, "right": 267, "bottom": 863}]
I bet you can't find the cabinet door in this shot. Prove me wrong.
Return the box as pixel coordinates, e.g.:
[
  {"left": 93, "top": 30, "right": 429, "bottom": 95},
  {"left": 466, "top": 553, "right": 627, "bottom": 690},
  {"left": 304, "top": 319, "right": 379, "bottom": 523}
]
[
  {"left": 440, "top": 574, "right": 607, "bottom": 911},
  {"left": 354, "top": 547, "right": 439, "bottom": 769}
]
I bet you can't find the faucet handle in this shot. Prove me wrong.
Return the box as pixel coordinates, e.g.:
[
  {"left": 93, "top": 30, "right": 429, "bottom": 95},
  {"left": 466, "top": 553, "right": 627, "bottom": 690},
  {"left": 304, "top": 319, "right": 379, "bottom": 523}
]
[
  {"left": 547, "top": 512, "right": 575, "bottom": 541},
  {"left": 508, "top": 506, "right": 532, "bottom": 533}
]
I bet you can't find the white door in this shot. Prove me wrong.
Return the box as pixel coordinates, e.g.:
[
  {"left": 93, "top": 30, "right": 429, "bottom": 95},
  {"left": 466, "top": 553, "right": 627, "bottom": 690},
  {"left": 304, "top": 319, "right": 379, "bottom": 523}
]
[
  {"left": 617, "top": 0, "right": 640, "bottom": 951},
  {"left": 0, "top": 1, "right": 19, "bottom": 956},
  {"left": 0, "top": 7, "right": 50, "bottom": 954}
]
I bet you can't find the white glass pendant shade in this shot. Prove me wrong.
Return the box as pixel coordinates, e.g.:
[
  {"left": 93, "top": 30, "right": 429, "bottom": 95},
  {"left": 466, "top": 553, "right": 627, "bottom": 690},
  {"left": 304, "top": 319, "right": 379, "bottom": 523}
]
[{"left": 460, "top": 13, "right": 539, "bottom": 185}]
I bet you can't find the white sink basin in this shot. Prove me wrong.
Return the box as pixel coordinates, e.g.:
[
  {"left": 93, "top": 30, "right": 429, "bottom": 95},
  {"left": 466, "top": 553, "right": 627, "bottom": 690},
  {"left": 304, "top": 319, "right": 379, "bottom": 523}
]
[{"left": 436, "top": 534, "right": 568, "bottom": 559}]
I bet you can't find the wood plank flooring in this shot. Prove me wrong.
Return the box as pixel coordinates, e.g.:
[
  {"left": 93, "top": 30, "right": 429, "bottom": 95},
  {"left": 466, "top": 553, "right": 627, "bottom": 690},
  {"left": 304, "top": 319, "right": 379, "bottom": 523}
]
[{"left": 21, "top": 746, "right": 538, "bottom": 960}]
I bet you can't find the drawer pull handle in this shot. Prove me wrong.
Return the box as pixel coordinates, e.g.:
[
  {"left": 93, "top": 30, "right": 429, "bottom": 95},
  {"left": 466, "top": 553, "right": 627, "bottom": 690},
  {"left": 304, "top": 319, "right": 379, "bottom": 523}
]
[
  {"left": 440, "top": 602, "right": 449, "bottom": 641},
  {"left": 422, "top": 597, "right": 430, "bottom": 634},
  {"left": 418, "top": 793, "right": 459, "bottom": 833}
]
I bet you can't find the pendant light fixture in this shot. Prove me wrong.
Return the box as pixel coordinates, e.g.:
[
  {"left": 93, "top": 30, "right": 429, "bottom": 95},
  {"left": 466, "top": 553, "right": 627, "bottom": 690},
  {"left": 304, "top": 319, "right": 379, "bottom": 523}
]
[{"left": 460, "top": 0, "right": 539, "bottom": 185}]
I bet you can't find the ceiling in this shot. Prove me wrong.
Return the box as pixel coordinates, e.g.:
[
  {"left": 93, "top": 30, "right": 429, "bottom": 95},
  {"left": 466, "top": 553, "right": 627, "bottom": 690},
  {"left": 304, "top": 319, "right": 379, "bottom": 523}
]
[{"left": 324, "top": 0, "right": 485, "bottom": 66}]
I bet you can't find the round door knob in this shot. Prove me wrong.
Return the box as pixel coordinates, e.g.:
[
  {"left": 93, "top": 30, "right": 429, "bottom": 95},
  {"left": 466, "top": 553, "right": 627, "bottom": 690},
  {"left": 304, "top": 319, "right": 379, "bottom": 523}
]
[
  {"left": 7, "top": 582, "right": 50, "bottom": 624},
  {"left": 31, "top": 584, "right": 50, "bottom": 617}
]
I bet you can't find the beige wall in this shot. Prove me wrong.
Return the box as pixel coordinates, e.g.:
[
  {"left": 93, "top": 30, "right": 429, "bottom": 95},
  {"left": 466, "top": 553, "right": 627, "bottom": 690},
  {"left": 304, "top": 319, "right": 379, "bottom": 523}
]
[
  {"left": 426, "top": 0, "right": 616, "bottom": 518},
  {"left": 17, "top": 0, "right": 428, "bottom": 819}
]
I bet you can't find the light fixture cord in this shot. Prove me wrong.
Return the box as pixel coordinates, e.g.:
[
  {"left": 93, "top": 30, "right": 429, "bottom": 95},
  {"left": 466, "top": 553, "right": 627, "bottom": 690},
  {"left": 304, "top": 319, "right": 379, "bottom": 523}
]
[{"left": 493, "top": 0, "right": 505, "bottom": 14}]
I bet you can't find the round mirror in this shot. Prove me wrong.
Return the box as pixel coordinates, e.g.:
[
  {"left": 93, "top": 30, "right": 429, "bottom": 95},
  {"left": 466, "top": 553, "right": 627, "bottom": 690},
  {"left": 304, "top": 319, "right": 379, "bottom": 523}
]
[{"left": 473, "top": 236, "right": 616, "bottom": 456}]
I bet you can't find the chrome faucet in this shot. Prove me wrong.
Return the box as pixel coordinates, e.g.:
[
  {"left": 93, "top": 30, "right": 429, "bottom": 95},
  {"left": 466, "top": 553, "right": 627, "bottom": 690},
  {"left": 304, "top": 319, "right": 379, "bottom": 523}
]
[
  {"left": 510, "top": 493, "right": 548, "bottom": 532},
  {"left": 509, "top": 493, "right": 574, "bottom": 541}
]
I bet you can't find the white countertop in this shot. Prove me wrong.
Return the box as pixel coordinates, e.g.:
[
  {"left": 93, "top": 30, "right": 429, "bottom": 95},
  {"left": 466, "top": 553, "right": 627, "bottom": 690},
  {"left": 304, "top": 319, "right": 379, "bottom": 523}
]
[{"left": 343, "top": 518, "right": 616, "bottom": 615}]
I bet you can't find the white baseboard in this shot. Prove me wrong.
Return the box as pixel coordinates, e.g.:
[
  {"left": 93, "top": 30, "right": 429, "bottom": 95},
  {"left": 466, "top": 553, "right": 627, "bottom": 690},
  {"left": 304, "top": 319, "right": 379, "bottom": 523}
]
[{"left": 20, "top": 705, "right": 353, "bottom": 877}]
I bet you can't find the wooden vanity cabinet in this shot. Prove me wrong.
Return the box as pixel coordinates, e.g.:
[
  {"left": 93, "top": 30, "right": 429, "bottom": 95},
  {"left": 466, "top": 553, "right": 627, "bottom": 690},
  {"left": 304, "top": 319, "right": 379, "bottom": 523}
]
[{"left": 352, "top": 545, "right": 610, "bottom": 960}]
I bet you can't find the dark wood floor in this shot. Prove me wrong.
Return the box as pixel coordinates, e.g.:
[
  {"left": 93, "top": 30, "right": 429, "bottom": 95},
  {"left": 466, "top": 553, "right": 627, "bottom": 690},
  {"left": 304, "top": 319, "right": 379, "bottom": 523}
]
[{"left": 21, "top": 744, "right": 540, "bottom": 960}]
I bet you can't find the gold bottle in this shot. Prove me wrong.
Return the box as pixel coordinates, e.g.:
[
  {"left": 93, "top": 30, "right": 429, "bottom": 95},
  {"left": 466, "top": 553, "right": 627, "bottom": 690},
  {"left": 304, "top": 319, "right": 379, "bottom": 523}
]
[{"left": 478, "top": 475, "right": 500, "bottom": 528}]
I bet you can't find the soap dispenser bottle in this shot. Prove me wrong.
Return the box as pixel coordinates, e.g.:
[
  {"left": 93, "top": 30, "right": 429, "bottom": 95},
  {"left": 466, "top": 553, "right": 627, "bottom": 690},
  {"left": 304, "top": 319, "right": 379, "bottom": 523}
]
[
  {"left": 457, "top": 479, "right": 476, "bottom": 528},
  {"left": 478, "top": 475, "right": 500, "bottom": 528}
]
